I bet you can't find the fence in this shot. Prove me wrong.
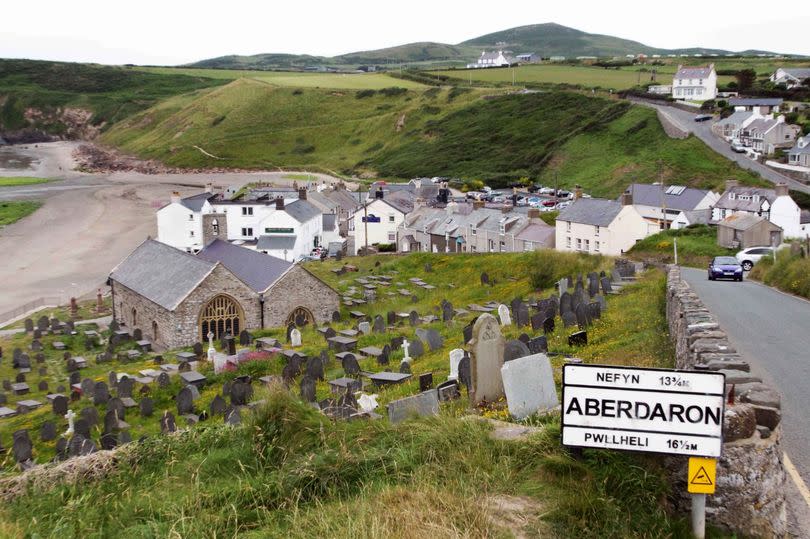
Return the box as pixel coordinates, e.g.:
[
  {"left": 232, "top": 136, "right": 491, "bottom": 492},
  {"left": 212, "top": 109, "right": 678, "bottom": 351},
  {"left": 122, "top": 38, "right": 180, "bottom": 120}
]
[{"left": 0, "top": 296, "right": 64, "bottom": 327}]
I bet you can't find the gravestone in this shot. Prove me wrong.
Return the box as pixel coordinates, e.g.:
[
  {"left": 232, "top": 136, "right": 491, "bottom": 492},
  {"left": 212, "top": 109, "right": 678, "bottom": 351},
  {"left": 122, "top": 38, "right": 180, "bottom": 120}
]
[
  {"left": 588, "top": 302, "right": 601, "bottom": 320},
  {"left": 409, "top": 338, "right": 425, "bottom": 359},
  {"left": 528, "top": 336, "right": 548, "bottom": 354},
  {"left": 497, "top": 305, "right": 512, "bottom": 326},
  {"left": 230, "top": 381, "right": 252, "bottom": 406},
  {"left": 469, "top": 314, "right": 505, "bottom": 405},
  {"left": 558, "top": 277, "right": 569, "bottom": 295},
  {"left": 282, "top": 362, "right": 299, "bottom": 384},
  {"left": 419, "top": 372, "right": 433, "bottom": 392},
  {"left": 55, "top": 437, "right": 68, "bottom": 460},
  {"left": 31, "top": 340, "right": 42, "bottom": 352},
  {"left": 390, "top": 336, "right": 404, "bottom": 350},
  {"left": 74, "top": 418, "right": 91, "bottom": 439},
  {"left": 13, "top": 430, "right": 33, "bottom": 466},
  {"left": 226, "top": 336, "right": 236, "bottom": 355},
  {"left": 463, "top": 316, "right": 479, "bottom": 344},
  {"left": 176, "top": 387, "right": 194, "bottom": 415},
  {"left": 107, "top": 397, "right": 125, "bottom": 421},
  {"left": 193, "top": 342, "right": 204, "bottom": 357},
  {"left": 117, "top": 377, "right": 134, "bottom": 398},
  {"left": 441, "top": 300, "right": 454, "bottom": 322},
  {"left": 40, "top": 421, "right": 57, "bottom": 442},
  {"left": 575, "top": 303, "right": 590, "bottom": 329},
  {"left": 560, "top": 292, "right": 572, "bottom": 315},
  {"left": 501, "top": 353, "right": 559, "bottom": 420},
  {"left": 387, "top": 390, "right": 440, "bottom": 424},
  {"left": 139, "top": 397, "right": 153, "bottom": 417},
  {"left": 530, "top": 312, "right": 544, "bottom": 332},
  {"left": 373, "top": 315, "right": 386, "bottom": 333},
  {"left": 588, "top": 274, "right": 600, "bottom": 297},
  {"left": 543, "top": 317, "right": 555, "bottom": 335},
  {"left": 209, "top": 395, "right": 227, "bottom": 416},
  {"left": 378, "top": 344, "right": 391, "bottom": 366},
  {"left": 408, "top": 311, "right": 419, "bottom": 326},
  {"left": 516, "top": 303, "right": 530, "bottom": 328},
  {"left": 306, "top": 356, "right": 325, "bottom": 381},
  {"left": 595, "top": 294, "right": 607, "bottom": 313},
  {"left": 81, "top": 406, "right": 98, "bottom": 427},
  {"left": 503, "top": 339, "right": 531, "bottom": 362},
  {"left": 332, "top": 311, "right": 341, "bottom": 323},
  {"left": 24, "top": 319, "right": 34, "bottom": 333},
  {"left": 161, "top": 411, "right": 177, "bottom": 433},
  {"left": 358, "top": 321, "right": 371, "bottom": 335},
  {"left": 37, "top": 316, "right": 49, "bottom": 331},
  {"left": 290, "top": 328, "right": 302, "bottom": 348},
  {"left": 52, "top": 395, "right": 68, "bottom": 416},
  {"left": 239, "top": 330, "right": 252, "bottom": 346},
  {"left": 387, "top": 311, "right": 397, "bottom": 326},
  {"left": 133, "top": 328, "right": 143, "bottom": 341},
  {"left": 399, "top": 361, "right": 412, "bottom": 374},
  {"left": 93, "top": 382, "right": 110, "bottom": 405},
  {"left": 38, "top": 366, "right": 47, "bottom": 376},
  {"left": 458, "top": 354, "right": 471, "bottom": 393},
  {"left": 568, "top": 331, "right": 588, "bottom": 347},
  {"left": 480, "top": 272, "right": 489, "bottom": 286},
  {"left": 342, "top": 354, "right": 360, "bottom": 376},
  {"left": 157, "top": 372, "right": 170, "bottom": 388},
  {"left": 424, "top": 329, "right": 443, "bottom": 352},
  {"left": 33, "top": 328, "right": 42, "bottom": 339},
  {"left": 68, "top": 435, "right": 96, "bottom": 457},
  {"left": 300, "top": 375, "right": 317, "bottom": 403},
  {"left": 600, "top": 277, "right": 613, "bottom": 294},
  {"left": 38, "top": 380, "right": 48, "bottom": 392},
  {"left": 225, "top": 407, "right": 241, "bottom": 425},
  {"left": 562, "top": 311, "right": 577, "bottom": 328},
  {"left": 178, "top": 361, "right": 191, "bottom": 373},
  {"left": 448, "top": 348, "right": 464, "bottom": 380}
]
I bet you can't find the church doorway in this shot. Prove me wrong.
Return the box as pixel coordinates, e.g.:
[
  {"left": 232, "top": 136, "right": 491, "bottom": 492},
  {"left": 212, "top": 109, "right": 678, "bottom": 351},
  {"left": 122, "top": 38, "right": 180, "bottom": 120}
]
[{"left": 199, "top": 295, "right": 244, "bottom": 342}]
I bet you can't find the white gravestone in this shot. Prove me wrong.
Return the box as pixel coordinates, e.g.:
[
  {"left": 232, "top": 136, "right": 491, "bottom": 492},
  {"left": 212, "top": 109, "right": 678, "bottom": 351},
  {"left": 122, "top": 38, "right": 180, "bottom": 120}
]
[
  {"left": 501, "top": 353, "right": 559, "bottom": 420},
  {"left": 401, "top": 339, "right": 411, "bottom": 363},
  {"left": 63, "top": 409, "right": 76, "bottom": 437},
  {"left": 469, "top": 313, "right": 505, "bottom": 405},
  {"left": 448, "top": 348, "right": 464, "bottom": 381},
  {"left": 207, "top": 331, "right": 216, "bottom": 362},
  {"left": 290, "top": 328, "right": 302, "bottom": 348},
  {"left": 497, "top": 304, "right": 512, "bottom": 326}
]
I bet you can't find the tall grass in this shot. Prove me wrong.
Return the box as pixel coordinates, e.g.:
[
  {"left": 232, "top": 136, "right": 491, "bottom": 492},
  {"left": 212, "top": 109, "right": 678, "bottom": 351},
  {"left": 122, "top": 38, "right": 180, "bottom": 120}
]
[
  {"left": 628, "top": 225, "right": 735, "bottom": 268},
  {"left": 750, "top": 249, "right": 810, "bottom": 299}
]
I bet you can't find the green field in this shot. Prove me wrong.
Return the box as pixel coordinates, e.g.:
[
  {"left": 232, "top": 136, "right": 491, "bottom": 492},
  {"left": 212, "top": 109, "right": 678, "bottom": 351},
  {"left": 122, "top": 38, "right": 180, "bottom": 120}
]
[
  {"left": 434, "top": 64, "right": 734, "bottom": 90},
  {"left": 0, "top": 177, "right": 50, "bottom": 187},
  {"left": 0, "top": 201, "right": 41, "bottom": 226},
  {"left": 0, "top": 251, "right": 710, "bottom": 537},
  {"left": 138, "top": 66, "right": 425, "bottom": 89}
]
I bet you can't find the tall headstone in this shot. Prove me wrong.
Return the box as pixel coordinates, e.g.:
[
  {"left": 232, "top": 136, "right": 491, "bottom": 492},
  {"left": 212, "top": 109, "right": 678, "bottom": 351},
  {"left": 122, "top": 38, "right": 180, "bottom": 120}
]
[
  {"left": 469, "top": 314, "right": 505, "bottom": 405},
  {"left": 497, "top": 305, "right": 512, "bottom": 326},
  {"left": 290, "top": 328, "right": 302, "bottom": 348},
  {"left": 448, "top": 348, "right": 465, "bottom": 381}
]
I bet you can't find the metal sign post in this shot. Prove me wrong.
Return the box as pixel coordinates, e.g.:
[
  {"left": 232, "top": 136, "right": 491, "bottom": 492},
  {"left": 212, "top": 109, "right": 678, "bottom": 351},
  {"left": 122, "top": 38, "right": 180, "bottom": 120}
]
[{"left": 687, "top": 457, "right": 717, "bottom": 538}]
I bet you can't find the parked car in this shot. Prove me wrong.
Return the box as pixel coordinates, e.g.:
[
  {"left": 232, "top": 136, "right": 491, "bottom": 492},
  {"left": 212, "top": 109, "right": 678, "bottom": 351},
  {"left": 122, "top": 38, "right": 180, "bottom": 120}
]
[
  {"left": 538, "top": 187, "right": 555, "bottom": 195},
  {"left": 735, "top": 246, "right": 774, "bottom": 271},
  {"left": 694, "top": 114, "right": 713, "bottom": 122},
  {"left": 731, "top": 141, "right": 746, "bottom": 153},
  {"left": 708, "top": 256, "right": 743, "bottom": 281},
  {"left": 555, "top": 201, "right": 571, "bottom": 209},
  {"left": 541, "top": 199, "right": 556, "bottom": 207}
]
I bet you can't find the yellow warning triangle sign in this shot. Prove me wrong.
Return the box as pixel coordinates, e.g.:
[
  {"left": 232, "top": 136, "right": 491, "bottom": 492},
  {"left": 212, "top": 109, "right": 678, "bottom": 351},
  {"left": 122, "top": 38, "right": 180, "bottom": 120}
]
[{"left": 690, "top": 466, "right": 713, "bottom": 486}]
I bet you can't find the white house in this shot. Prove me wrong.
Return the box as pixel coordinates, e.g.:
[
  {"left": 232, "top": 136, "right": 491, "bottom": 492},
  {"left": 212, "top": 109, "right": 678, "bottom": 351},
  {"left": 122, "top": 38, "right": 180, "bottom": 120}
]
[
  {"left": 672, "top": 64, "right": 717, "bottom": 101},
  {"left": 711, "top": 110, "right": 760, "bottom": 140},
  {"left": 156, "top": 188, "right": 217, "bottom": 253},
  {"left": 352, "top": 191, "right": 415, "bottom": 254},
  {"left": 770, "top": 68, "right": 810, "bottom": 89},
  {"left": 251, "top": 197, "right": 322, "bottom": 261},
  {"left": 625, "top": 183, "right": 719, "bottom": 230},
  {"left": 788, "top": 136, "right": 810, "bottom": 168},
  {"left": 555, "top": 194, "right": 655, "bottom": 256},
  {"left": 467, "top": 51, "right": 516, "bottom": 69},
  {"left": 712, "top": 180, "right": 807, "bottom": 239}
]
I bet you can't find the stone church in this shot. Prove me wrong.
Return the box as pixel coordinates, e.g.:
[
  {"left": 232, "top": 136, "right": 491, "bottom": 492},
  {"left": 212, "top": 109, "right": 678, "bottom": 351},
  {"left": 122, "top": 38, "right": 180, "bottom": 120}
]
[{"left": 108, "top": 239, "right": 340, "bottom": 350}]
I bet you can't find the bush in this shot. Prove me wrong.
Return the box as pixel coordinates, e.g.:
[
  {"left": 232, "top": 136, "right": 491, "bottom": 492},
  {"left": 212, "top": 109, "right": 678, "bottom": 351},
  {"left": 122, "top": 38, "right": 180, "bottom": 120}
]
[
  {"left": 528, "top": 250, "right": 601, "bottom": 290},
  {"left": 356, "top": 89, "right": 376, "bottom": 99},
  {"left": 378, "top": 87, "right": 407, "bottom": 97},
  {"left": 376, "top": 243, "right": 396, "bottom": 252},
  {"left": 751, "top": 250, "right": 810, "bottom": 299}
]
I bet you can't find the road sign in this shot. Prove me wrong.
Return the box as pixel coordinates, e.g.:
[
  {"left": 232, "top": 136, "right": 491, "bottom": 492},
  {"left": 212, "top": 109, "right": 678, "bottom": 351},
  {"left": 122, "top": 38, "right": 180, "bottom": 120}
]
[
  {"left": 688, "top": 457, "right": 717, "bottom": 494},
  {"left": 561, "top": 364, "right": 726, "bottom": 457}
]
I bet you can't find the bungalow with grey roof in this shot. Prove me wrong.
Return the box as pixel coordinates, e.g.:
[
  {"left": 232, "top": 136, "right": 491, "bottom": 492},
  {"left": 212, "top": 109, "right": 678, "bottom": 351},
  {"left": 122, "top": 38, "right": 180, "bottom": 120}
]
[
  {"left": 623, "top": 183, "right": 719, "bottom": 230},
  {"left": 788, "top": 136, "right": 810, "bottom": 168},
  {"left": 770, "top": 68, "right": 810, "bottom": 89}
]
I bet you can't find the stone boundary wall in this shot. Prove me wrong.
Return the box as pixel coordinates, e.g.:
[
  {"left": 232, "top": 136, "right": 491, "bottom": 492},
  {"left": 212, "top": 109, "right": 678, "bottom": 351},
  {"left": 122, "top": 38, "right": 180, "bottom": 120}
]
[
  {"left": 656, "top": 108, "right": 689, "bottom": 139},
  {"left": 666, "top": 266, "right": 787, "bottom": 537}
]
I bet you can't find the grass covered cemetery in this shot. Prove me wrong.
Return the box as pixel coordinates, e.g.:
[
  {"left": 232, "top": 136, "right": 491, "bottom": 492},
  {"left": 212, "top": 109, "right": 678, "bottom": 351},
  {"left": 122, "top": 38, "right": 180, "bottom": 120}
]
[{"left": 2, "top": 11, "right": 809, "bottom": 539}]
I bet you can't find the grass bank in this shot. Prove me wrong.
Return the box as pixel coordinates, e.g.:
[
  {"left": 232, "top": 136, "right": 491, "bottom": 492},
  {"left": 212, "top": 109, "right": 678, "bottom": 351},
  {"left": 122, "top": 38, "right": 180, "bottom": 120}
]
[
  {"left": 750, "top": 248, "right": 810, "bottom": 299},
  {"left": 0, "top": 200, "right": 41, "bottom": 226},
  {"left": 628, "top": 225, "right": 734, "bottom": 268},
  {"left": 0, "top": 177, "right": 51, "bottom": 187}
]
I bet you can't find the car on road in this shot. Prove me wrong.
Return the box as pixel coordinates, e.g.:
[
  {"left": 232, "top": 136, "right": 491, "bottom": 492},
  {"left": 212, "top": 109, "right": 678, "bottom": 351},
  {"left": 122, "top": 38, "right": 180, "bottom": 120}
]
[
  {"left": 735, "top": 246, "right": 774, "bottom": 271},
  {"left": 694, "top": 114, "right": 713, "bottom": 122},
  {"left": 731, "top": 141, "right": 746, "bottom": 153},
  {"left": 708, "top": 256, "right": 744, "bottom": 281}
]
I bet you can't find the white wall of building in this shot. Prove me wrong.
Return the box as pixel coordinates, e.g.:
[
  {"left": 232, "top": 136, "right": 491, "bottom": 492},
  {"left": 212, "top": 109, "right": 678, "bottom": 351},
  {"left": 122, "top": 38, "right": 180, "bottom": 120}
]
[
  {"left": 555, "top": 206, "right": 653, "bottom": 256},
  {"left": 156, "top": 201, "right": 207, "bottom": 252},
  {"left": 352, "top": 199, "right": 406, "bottom": 254},
  {"left": 770, "top": 195, "right": 806, "bottom": 239},
  {"left": 672, "top": 70, "right": 717, "bottom": 101}
]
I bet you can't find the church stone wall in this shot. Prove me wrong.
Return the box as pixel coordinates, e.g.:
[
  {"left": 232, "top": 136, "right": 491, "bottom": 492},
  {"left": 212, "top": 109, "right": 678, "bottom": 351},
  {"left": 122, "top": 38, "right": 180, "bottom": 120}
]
[
  {"left": 264, "top": 266, "right": 340, "bottom": 327},
  {"left": 111, "top": 281, "right": 178, "bottom": 350}
]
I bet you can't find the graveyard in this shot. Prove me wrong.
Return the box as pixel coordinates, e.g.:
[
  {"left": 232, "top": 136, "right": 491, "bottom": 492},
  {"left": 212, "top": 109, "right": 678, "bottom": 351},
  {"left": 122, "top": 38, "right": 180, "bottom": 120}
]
[{"left": 0, "top": 250, "right": 692, "bottom": 537}]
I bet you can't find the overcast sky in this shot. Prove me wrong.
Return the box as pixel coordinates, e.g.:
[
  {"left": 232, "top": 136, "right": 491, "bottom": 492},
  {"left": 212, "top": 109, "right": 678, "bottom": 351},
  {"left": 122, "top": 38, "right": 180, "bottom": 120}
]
[{"left": 2, "top": 0, "right": 809, "bottom": 65}]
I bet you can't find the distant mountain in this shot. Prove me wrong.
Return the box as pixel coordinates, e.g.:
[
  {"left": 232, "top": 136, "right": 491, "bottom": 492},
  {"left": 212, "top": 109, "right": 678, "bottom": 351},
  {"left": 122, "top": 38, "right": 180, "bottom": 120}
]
[{"left": 186, "top": 22, "right": 786, "bottom": 70}]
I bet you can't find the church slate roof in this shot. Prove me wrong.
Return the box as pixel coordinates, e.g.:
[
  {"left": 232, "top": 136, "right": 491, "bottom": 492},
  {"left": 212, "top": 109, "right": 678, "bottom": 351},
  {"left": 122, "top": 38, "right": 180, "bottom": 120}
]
[
  {"left": 197, "top": 239, "right": 293, "bottom": 292},
  {"left": 110, "top": 239, "right": 216, "bottom": 311}
]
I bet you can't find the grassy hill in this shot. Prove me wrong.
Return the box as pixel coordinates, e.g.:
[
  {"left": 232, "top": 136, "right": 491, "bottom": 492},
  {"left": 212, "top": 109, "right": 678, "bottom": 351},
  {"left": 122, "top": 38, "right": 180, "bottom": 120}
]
[
  {"left": 0, "top": 251, "right": 701, "bottom": 537},
  {"left": 0, "top": 59, "right": 226, "bottom": 136}
]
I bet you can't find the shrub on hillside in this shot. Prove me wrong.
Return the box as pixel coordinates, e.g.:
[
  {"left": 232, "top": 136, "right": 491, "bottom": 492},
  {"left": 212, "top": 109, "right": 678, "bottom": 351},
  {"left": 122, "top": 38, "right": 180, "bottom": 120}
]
[
  {"left": 379, "top": 87, "right": 407, "bottom": 97},
  {"left": 528, "top": 250, "right": 601, "bottom": 290},
  {"left": 356, "top": 89, "right": 376, "bottom": 99}
]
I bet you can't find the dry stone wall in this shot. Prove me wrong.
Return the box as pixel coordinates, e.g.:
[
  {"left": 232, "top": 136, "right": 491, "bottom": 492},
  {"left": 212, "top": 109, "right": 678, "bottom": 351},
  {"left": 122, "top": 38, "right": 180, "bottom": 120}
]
[{"left": 666, "top": 266, "right": 786, "bottom": 537}]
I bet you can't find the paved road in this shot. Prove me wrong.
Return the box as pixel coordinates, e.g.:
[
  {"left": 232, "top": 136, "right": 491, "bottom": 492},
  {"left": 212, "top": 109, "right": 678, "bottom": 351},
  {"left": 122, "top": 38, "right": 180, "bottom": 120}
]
[
  {"left": 681, "top": 268, "right": 810, "bottom": 485},
  {"left": 635, "top": 101, "right": 810, "bottom": 195}
]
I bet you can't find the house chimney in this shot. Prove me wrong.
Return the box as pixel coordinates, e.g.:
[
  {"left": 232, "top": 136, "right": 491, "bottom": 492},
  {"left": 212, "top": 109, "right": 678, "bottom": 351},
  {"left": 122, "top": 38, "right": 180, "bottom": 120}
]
[
  {"left": 528, "top": 208, "right": 540, "bottom": 219},
  {"left": 725, "top": 179, "right": 739, "bottom": 191},
  {"left": 574, "top": 185, "right": 583, "bottom": 200},
  {"left": 298, "top": 187, "right": 307, "bottom": 201},
  {"left": 621, "top": 192, "right": 633, "bottom": 206},
  {"left": 275, "top": 196, "right": 285, "bottom": 210},
  {"left": 375, "top": 187, "right": 384, "bottom": 200},
  {"left": 775, "top": 183, "right": 789, "bottom": 197},
  {"left": 205, "top": 183, "right": 213, "bottom": 194},
  {"left": 472, "top": 200, "right": 485, "bottom": 210},
  {"left": 171, "top": 191, "right": 181, "bottom": 204}
]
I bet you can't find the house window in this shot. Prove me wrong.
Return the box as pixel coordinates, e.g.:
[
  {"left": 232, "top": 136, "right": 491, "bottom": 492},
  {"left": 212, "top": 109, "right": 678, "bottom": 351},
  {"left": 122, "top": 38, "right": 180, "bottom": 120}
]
[
  {"left": 212, "top": 219, "right": 219, "bottom": 235},
  {"left": 524, "top": 241, "right": 533, "bottom": 251},
  {"left": 389, "top": 214, "right": 395, "bottom": 223},
  {"left": 594, "top": 241, "right": 600, "bottom": 252},
  {"left": 566, "top": 236, "right": 571, "bottom": 248},
  {"left": 189, "top": 214, "right": 194, "bottom": 221},
  {"left": 189, "top": 230, "right": 195, "bottom": 237},
  {"left": 131, "top": 308, "right": 137, "bottom": 327},
  {"left": 500, "top": 240, "right": 506, "bottom": 252},
  {"left": 576, "top": 238, "right": 582, "bottom": 251},
  {"left": 594, "top": 225, "right": 600, "bottom": 236},
  {"left": 388, "top": 232, "right": 396, "bottom": 241},
  {"left": 566, "top": 221, "right": 571, "bottom": 232},
  {"left": 488, "top": 239, "right": 495, "bottom": 252},
  {"left": 241, "top": 227, "right": 253, "bottom": 237},
  {"left": 242, "top": 207, "right": 253, "bottom": 216},
  {"left": 584, "top": 239, "right": 590, "bottom": 251},
  {"left": 471, "top": 226, "right": 477, "bottom": 236}
]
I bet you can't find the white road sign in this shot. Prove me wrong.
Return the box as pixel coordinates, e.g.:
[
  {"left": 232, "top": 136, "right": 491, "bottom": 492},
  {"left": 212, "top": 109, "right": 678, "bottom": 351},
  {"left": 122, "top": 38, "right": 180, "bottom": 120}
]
[{"left": 562, "top": 364, "right": 726, "bottom": 457}]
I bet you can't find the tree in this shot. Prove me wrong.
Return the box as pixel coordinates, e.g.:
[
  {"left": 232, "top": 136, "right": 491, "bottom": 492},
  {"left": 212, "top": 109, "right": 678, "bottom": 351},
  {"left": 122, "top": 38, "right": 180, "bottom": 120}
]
[{"left": 735, "top": 69, "right": 757, "bottom": 91}]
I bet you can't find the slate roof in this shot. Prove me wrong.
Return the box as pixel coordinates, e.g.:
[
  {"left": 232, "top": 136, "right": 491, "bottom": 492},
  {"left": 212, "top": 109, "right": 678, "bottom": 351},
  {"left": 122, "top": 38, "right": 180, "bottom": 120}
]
[
  {"left": 714, "top": 186, "right": 776, "bottom": 212},
  {"left": 284, "top": 200, "right": 322, "bottom": 223},
  {"left": 745, "top": 118, "right": 780, "bottom": 135},
  {"left": 715, "top": 110, "right": 754, "bottom": 126},
  {"left": 789, "top": 136, "right": 810, "bottom": 155},
  {"left": 678, "top": 209, "right": 712, "bottom": 226},
  {"left": 719, "top": 213, "right": 781, "bottom": 232},
  {"left": 256, "top": 235, "right": 298, "bottom": 252},
  {"left": 515, "top": 223, "right": 555, "bottom": 245},
  {"left": 197, "top": 239, "right": 292, "bottom": 292},
  {"left": 675, "top": 65, "right": 714, "bottom": 79},
  {"left": 180, "top": 193, "right": 215, "bottom": 212},
  {"left": 322, "top": 213, "right": 337, "bottom": 231},
  {"left": 780, "top": 68, "right": 810, "bottom": 80},
  {"left": 557, "top": 198, "right": 623, "bottom": 227},
  {"left": 728, "top": 98, "right": 783, "bottom": 107},
  {"left": 110, "top": 240, "right": 216, "bottom": 311},
  {"left": 626, "top": 183, "right": 712, "bottom": 211},
  {"left": 381, "top": 191, "right": 416, "bottom": 214}
]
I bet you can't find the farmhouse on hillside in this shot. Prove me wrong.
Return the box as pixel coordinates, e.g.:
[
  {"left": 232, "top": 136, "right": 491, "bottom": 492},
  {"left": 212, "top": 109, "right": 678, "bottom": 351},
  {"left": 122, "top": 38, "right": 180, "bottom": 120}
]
[
  {"left": 671, "top": 64, "right": 717, "bottom": 101},
  {"left": 466, "top": 50, "right": 516, "bottom": 69},
  {"left": 109, "top": 239, "right": 339, "bottom": 350},
  {"left": 770, "top": 68, "right": 810, "bottom": 89}
]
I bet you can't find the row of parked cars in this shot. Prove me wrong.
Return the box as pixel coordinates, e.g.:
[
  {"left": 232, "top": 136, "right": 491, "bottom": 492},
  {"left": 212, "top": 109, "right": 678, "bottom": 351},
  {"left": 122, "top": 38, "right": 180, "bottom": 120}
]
[
  {"left": 465, "top": 186, "right": 580, "bottom": 211},
  {"left": 708, "top": 246, "right": 779, "bottom": 281}
]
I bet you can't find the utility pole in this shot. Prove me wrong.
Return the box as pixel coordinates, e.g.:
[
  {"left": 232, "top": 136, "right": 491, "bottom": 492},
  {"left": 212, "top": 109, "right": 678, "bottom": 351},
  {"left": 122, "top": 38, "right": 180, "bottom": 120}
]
[{"left": 659, "top": 160, "right": 667, "bottom": 231}]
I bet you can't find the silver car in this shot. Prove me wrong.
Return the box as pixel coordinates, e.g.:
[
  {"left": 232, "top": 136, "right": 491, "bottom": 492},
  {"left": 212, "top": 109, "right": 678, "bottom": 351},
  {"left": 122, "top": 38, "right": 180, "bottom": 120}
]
[{"left": 735, "top": 246, "right": 773, "bottom": 271}]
